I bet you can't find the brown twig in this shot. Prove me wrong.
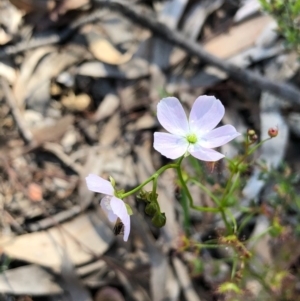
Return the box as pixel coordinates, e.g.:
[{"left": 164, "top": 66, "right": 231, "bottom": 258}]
[
  {"left": 27, "top": 205, "right": 82, "bottom": 232},
  {"left": 96, "top": 0, "right": 300, "bottom": 105}
]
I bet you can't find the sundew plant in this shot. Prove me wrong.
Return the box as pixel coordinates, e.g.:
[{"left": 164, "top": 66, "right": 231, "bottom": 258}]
[{"left": 86, "top": 95, "right": 293, "bottom": 299}]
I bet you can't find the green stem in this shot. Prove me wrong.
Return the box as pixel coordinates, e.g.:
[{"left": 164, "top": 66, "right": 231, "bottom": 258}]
[
  {"left": 152, "top": 176, "right": 158, "bottom": 196},
  {"left": 227, "top": 172, "right": 240, "bottom": 198},
  {"left": 246, "top": 262, "right": 275, "bottom": 295},
  {"left": 189, "top": 178, "right": 220, "bottom": 206},
  {"left": 225, "top": 209, "right": 237, "bottom": 234},
  {"left": 220, "top": 172, "right": 235, "bottom": 206},
  {"left": 231, "top": 255, "right": 238, "bottom": 280},
  {"left": 220, "top": 138, "right": 271, "bottom": 206},
  {"left": 176, "top": 157, "right": 219, "bottom": 213},
  {"left": 247, "top": 227, "right": 273, "bottom": 245},
  {"left": 180, "top": 189, "right": 191, "bottom": 236},
  {"left": 247, "top": 138, "right": 271, "bottom": 156},
  {"left": 237, "top": 212, "right": 256, "bottom": 235},
  {"left": 220, "top": 208, "right": 231, "bottom": 233},
  {"left": 190, "top": 179, "right": 232, "bottom": 232},
  {"left": 194, "top": 243, "right": 220, "bottom": 249},
  {"left": 152, "top": 176, "right": 161, "bottom": 213},
  {"left": 120, "top": 163, "right": 178, "bottom": 198}
]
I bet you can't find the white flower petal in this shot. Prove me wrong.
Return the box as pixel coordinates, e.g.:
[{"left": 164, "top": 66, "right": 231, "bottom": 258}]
[
  {"left": 199, "top": 125, "right": 241, "bottom": 148},
  {"left": 86, "top": 174, "right": 114, "bottom": 195},
  {"left": 189, "top": 95, "right": 225, "bottom": 134},
  {"left": 110, "top": 197, "right": 131, "bottom": 242},
  {"left": 154, "top": 132, "right": 189, "bottom": 159},
  {"left": 100, "top": 196, "right": 118, "bottom": 222},
  {"left": 189, "top": 144, "right": 225, "bottom": 162},
  {"left": 157, "top": 97, "right": 189, "bottom": 136}
]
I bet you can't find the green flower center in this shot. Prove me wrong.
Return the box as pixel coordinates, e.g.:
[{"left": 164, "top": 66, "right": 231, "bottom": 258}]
[{"left": 186, "top": 133, "right": 198, "bottom": 144}]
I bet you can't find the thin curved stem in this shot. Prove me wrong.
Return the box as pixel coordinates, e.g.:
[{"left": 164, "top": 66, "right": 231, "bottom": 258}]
[
  {"left": 220, "top": 138, "right": 271, "bottom": 206},
  {"left": 219, "top": 208, "right": 231, "bottom": 233},
  {"left": 152, "top": 176, "right": 161, "bottom": 213},
  {"left": 189, "top": 178, "right": 220, "bottom": 206},
  {"left": 121, "top": 163, "right": 178, "bottom": 198},
  {"left": 177, "top": 157, "right": 219, "bottom": 213}
]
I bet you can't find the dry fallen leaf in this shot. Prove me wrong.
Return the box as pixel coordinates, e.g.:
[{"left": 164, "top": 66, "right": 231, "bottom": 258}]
[
  {"left": 172, "top": 257, "right": 202, "bottom": 301},
  {"left": 60, "top": 250, "right": 93, "bottom": 301},
  {"left": 0, "top": 0, "right": 23, "bottom": 44},
  {"left": 10, "top": 0, "right": 89, "bottom": 17},
  {"left": 0, "top": 28, "right": 12, "bottom": 45},
  {"left": 158, "top": 0, "right": 189, "bottom": 29},
  {"left": 31, "top": 115, "right": 75, "bottom": 145},
  {"left": 9, "top": 0, "right": 55, "bottom": 13},
  {"left": 13, "top": 46, "right": 55, "bottom": 108},
  {"left": 0, "top": 59, "right": 16, "bottom": 83},
  {"left": 77, "top": 58, "right": 149, "bottom": 80},
  {"left": 61, "top": 92, "right": 91, "bottom": 112},
  {"left": 89, "top": 38, "right": 132, "bottom": 65},
  {"left": 50, "top": 0, "right": 90, "bottom": 20},
  {"left": 0, "top": 212, "right": 113, "bottom": 271},
  {"left": 204, "top": 15, "right": 274, "bottom": 59},
  {"left": 91, "top": 93, "right": 120, "bottom": 122},
  {"left": 234, "top": 0, "right": 261, "bottom": 23},
  {"left": 0, "top": 265, "right": 63, "bottom": 295},
  {"left": 13, "top": 45, "right": 86, "bottom": 112}
]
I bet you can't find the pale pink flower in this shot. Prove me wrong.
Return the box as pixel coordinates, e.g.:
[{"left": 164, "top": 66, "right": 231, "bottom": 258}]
[
  {"left": 154, "top": 96, "right": 241, "bottom": 161},
  {"left": 85, "top": 174, "right": 130, "bottom": 241}
]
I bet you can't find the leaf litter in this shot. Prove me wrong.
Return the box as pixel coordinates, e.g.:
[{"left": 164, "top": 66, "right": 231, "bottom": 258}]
[{"left": 0, "top": 0, "right": 300, "bottom": 300}]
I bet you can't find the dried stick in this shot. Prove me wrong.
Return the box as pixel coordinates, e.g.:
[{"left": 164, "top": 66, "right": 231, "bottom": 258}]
[
  {"left": 27, "top": 205, "right": 81, "bottom": 232},
  {"left": 96, "top": 0, "right": 300, "bottom": 105}
]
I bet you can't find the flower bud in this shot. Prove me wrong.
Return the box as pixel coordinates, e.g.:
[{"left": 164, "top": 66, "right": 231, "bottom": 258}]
[
  {"left": 149, "top": 192, "right": 158, "bottom": 202},
  {"left": 145, "top": 202, "right": 158, "bottom": 216},
  {"left": 152, "top": 212, "right": 166, "bottom": 228},
  {"left": 268, "top": 127, "right": 278, "bottom": 138},
  {"left": 247, "top": 129, "right": 256, "bottom": 137},
  {"left": 247, "top": 129, "right": 258, "bottom": 144},
  {"left": 137, "top": 190, "right": 149, "bottom": 201},
  {"left": 217, "top": 282, "right": 241, "bottom": 294},
  {"left": 250, "top": 134, "right": 258, "bottom": 142}
]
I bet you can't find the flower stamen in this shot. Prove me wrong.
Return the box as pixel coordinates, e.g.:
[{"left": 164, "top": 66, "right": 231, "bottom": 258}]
[{"left": 187, "top": 133, "right": 198, "bottom": 144}]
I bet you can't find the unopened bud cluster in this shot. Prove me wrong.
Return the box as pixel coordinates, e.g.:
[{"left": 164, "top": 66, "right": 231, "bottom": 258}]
[
  {"left": 247, "top": 129, "right": 258, "bottom": 143},
  {"left": 138, "top": 190, "right": 166, "bottom": 228},
  {"left": 152, "top": 212, "right": 166, "bottom": 227}
]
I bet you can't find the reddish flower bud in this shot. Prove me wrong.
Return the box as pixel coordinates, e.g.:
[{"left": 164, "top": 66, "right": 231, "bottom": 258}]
[{"left": 268, "top": 127, "right": 278, "bottom": 138}]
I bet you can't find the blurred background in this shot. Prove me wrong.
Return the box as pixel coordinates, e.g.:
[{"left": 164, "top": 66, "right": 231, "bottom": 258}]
[{"left": 0, "top": 0, "right": 300, "bottom": 300}]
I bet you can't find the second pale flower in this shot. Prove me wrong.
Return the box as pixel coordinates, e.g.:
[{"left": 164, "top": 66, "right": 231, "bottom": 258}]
[{"left": 85, "top": 174, "right": 130, "bottom": 241}]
